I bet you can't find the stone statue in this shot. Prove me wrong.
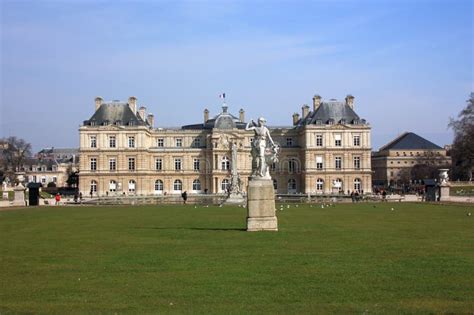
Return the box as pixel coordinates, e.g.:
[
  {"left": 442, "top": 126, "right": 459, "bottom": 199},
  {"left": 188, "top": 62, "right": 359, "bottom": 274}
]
[
  {"left": 224, "top": 142, "right": 245, "bottom": 205},
  {"left": 246, "top": 117, "right": 279, "bottom": 179}
]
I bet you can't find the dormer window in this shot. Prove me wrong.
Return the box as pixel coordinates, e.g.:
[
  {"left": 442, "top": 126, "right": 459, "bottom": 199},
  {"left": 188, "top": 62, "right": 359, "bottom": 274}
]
[
  {"left": 328, "top": 119, "right": 334, "bottom": 125},
  {"left": 102, "top": 120, "right": 109, "bottom": 126},
  {"left": 340, "top": 119, "right": 346, "bottom": 124},
  {"left": 316, "top": 120, "right": 322, "bottom": 125},
  {"left": 90, "top": 121, "right": 96, "bottom": 126},
  {"left": 115, "top": 120, "right": 121, "bottom": 126},
  {"left": 128, "top": 121, "right": 135, "bottom": 126},
  {"left": 353, "top": 119, "right": 359, "bottom": 125}
]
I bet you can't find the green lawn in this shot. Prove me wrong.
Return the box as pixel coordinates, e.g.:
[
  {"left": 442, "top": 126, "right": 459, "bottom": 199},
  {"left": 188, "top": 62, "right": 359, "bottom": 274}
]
[{"left": 1, "top": 203, "right": 473, "bottom": 313}]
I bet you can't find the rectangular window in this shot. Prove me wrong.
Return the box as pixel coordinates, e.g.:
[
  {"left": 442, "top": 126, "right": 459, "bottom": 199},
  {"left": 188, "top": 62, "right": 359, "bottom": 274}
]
[
  {"left": 90, "top": 136, "right": 97, "bottom": 148},
  {"left": 335, "top": 134, "right": 342, "bottom": 147},
  {"left": 155, "top": 158, "right": 162, "bottom": 171},
  {"left": 316, "top": 156, "right": 323, "bottom": 170},
  {"left": 353, "top": 156, "right": 361, "bottom": 170},
  {"left": 335, "top": 157, "right": 342, "bottom": 170},
  {"left": 90, "top": 158, "right": 97, "bottom": 171},
  {"left": 175, "top": 158, "right": 182, "bottom": 170},
  {"left": 316, "top": 134, "right": 323, "bottom": 147},
  {"left": 286, "top": 138, "right": 293, "bottom": 147},
  {"left": 353, "top": 135, "right": 360, "bottom": 146},
  {"left": 175, "top": 138, "right": 182, "bottom": 147},
  {"left": 128, "top": 158, "right": 135, "bottom": 171},
  {"left": 193, "top": 138, "right": 201, "bottom": 148},
  {"left": 193, "top": 158, "right": 200, "bottom": 171},
  {"left": 128, "top": 136, "right": 135, "bottom": 148},
  {"left": 109, "top": 158, "right": 116, "bottom": 171},
  {"left": 52, "top": 176, "right": 57, "bottom": 183},
  {"left": 157, "top": 138, "right": 164, "bottom": 147},
  {"left": 109, "top": 136, "right": 116, "bottom": 148}
]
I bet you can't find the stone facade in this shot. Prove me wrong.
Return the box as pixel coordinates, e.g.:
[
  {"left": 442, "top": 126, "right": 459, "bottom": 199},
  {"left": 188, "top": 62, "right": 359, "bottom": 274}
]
[
  {"left": 79, "top": 95, "right": 372, "bottom": 196},
  {"left": 372, "top": 132, "right": 451, "bottom": 186}
]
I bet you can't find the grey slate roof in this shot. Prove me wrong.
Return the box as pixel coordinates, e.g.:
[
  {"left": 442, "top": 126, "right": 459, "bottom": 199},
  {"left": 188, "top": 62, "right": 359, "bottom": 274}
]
[
  {"left": 297, "top": 100, "right": 364, "bottom": 126},
  {"left": 83, "top": 102, "right": 147, "bottom": 126},
  {"left": 379, "top": 132, "right": 442, "bottom": 151},
  {"left": 182, "top": 105, "right": 246, "bottom": 130}
]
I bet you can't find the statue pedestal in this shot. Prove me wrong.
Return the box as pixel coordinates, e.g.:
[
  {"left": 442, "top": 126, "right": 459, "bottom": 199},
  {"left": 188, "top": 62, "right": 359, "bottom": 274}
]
[
  {"left": 439, "top": 184, "right": 450, "bottom": 202},
  {"left": 247, "top": 178, "right": 278, "bottom": 231},
  {"left": 13, "top": 184, "right": 26, "bottom": 206},
  {"left": 224, "top": 193, "right": 245, "bottom": 205}
]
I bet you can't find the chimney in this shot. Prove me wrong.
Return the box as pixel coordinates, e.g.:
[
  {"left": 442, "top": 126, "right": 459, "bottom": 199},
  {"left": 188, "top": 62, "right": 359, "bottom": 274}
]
[
  {"left": 128, "top": 96, "right": 137, "bottom": 113},
  {"left": 312, "top": 94, "right": 322, "bottom": 111},
  {"left": 302, "top": 104, "right": 310, "bottom": 119},
  {"left": 345, "top": 94, "right": 355, "bottom": 109},
  {"left": 204, "top": 109, "right": 209, "bottom": 123},
  {"left": 292, "top": 113, "right": 300, "bottom": 125},
  {"left": 147, "top": 113, "right": 154, "bottom": 127},
  {"left": 95, "top": 97, "right": 103, "bottom": 111},
  {"left": 239, "top": 109, "right": 245, "bottom": 122},
  {"left": 138, "top": 106, "right": 146, "bottom": 121}
]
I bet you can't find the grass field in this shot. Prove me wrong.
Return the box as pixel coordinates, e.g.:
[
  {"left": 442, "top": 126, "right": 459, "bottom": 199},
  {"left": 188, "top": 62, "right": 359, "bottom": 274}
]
[{"left": 1, "top": 203, "right": 473, "bottom": 313}]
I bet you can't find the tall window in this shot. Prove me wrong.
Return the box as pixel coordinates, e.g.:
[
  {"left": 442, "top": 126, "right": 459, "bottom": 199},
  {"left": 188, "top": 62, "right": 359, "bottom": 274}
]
[
  {"left": 109, "top": 158, "right": 116, "bottom": 171},
  {"left": 90, "top": 180, "right": 97, "bottom": 193},
  {"left": 193, "top": 158, "right": 200, "bottom": 171},
  {"left": 109, "top": 136, "right": 116, "bottom": 148},
  {"left": 288, "top": 158, "right": 297, "bottom": 173},
  {"left": 175, "top": 158, "right": 182, "bottom": 171},
  {"left": 316, "top": 179, "right": 324, "bottom": 191},
  {"left": 154, "top": 180, "right": 163, "bottom": 193},
  {"left": 90, "top": 136, "right": 97, "bottom": 148},
  {"left": 128, "top": 158, "right": 135, "bottom": 171},
  {"left": 221, "top": 156, "right": 230, "bottom": 171},
  {"left": 316, "top": 156, "right": 323, "bottom": 170},
  {"left": 354, "top": 178, "right": 361, "bottom": 192},
  {"left": 353, "top": 156, "right": 361, "bottom": 170},
  {"left": 335, "top": 134, "right": 342, "bottom": 147},
  {"left": 90, "top": 158, "right": 97, "bottom": 171},
  {"left": 353, "top": 135, "right": 360, "bottom": 147},
  {"left": 273, "top": 179, "right": 278, "bottom": 190},
  {"left": 157, "top": 138, "right": 164, "bottom": 147},
  {"left": 155, "top": 158, "right": 163, "bottom": 171},
  {"left": 128, "top": 136, "right": 135, "bottom": 148},
  {"left": 109, "top": 180, "right": 117, "bottom": 192},
  {"left": 316, "top": 134, "right": 323, "bottom": 147},
  {"left": 286, "top": 138, "right": 293, "bottom": 147},
  {"left": 192, "top": 179, "right": 201, "bottom": 191},
  {"left": 288, "top": 179, "right": 297, "bottom": 193},
  {"left": 221, "top": 179, "right": 230, "bottom": 192},
  {"left": 334, "top": 178, "right": 343, "bottom": 192},
  {"left": 173, "top": 179, "right": 182, "bottom": 191},
  {"left": 128, "top": 180, "right": 136, "bottom": 192},
  {"left": 175, "top": 138, "right": 182, "bottom": 147},
  {"left": 335, "top": 157, "right": 342, "bottom": 170}
]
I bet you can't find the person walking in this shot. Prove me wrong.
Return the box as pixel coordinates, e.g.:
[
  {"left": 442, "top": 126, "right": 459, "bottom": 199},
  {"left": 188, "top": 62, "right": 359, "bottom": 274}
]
[{"left": 181, "top": 191, "right": 188, "bottom": 205}]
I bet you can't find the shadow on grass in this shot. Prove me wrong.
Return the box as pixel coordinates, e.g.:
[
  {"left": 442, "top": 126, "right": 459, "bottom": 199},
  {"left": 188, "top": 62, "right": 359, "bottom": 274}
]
[{"left": 134, "top": 227, "right": 246, "bottom": 231}]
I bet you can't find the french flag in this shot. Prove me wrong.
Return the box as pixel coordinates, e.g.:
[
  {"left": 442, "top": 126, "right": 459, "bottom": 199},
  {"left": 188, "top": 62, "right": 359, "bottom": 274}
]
[{"left": 219, "top": 93, "right": 226, "bottom": 99}]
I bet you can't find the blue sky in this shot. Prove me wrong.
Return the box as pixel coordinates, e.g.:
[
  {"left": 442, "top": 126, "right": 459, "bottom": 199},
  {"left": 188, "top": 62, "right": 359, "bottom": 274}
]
[{"left": 1, "top": 0, "right": 472, "bottom": 151}]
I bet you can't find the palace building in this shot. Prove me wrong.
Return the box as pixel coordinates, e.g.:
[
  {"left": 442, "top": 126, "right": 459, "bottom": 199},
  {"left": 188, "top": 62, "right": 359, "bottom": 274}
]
[{"left": 78, "top": 95, "right": 372, "bottom": 196}]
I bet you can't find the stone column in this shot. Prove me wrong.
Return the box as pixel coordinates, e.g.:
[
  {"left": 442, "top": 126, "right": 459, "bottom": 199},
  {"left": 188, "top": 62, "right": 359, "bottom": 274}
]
[{"left": 247, "top": 178, "right": 278, "bottom": 231}]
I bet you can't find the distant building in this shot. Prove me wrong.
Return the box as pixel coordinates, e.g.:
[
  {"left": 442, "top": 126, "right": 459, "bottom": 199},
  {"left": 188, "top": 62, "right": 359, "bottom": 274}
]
[
  {"left": 371, "top": 132, "right": 451, "bottom": 186},
  {"left": 18, "top": 148, "right": 79, "bottom": 187},
  {"left": 78, "top": 95, "right": 372, "bottom": 196}
]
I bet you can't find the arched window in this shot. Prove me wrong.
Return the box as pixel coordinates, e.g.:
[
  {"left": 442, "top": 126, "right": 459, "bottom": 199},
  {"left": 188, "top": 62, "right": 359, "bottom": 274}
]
[
  {"left": 354, "top": 178, "right": 361, "bottom": 192},
  {"left": 221, "top": 156, "right": 230, "bottom": 171},
  {"left": 109, "top": 180, "right": 117, "bottom": 192},
  {"left": 288, "top": 179, "right": 297, "bottom": 193},
  {"left": 154, "top": 180, "right": 163, "bottom": 194},
  {"left": 316, "top": 178, "right": 324, "bottom": 192},
  {"left": 273, "top": 179, "right": 277, "bottom": 190},
  {"left": 90, "top": 180, "right": 97, "bottom": 193},
  {"left": 128, "top": 180, "right": 136, "bottom": 192},
  {"left": 173, "top": 179, "right": 182, "bottom": 192},
  {"left": 192, "top": 179, "right": 201, "bottom": 192},
  {"left": 221, "top": 179, "right": 230, "bottom": 192}
]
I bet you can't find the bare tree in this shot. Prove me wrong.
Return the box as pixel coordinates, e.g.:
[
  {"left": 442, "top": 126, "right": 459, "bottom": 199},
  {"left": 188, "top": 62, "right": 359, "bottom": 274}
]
[
  {"left": 0, "top": 137, "right": 32, "bottom": 182},
  {"left": 449, "top": 93, "right": 474, "bottom": 181}
]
